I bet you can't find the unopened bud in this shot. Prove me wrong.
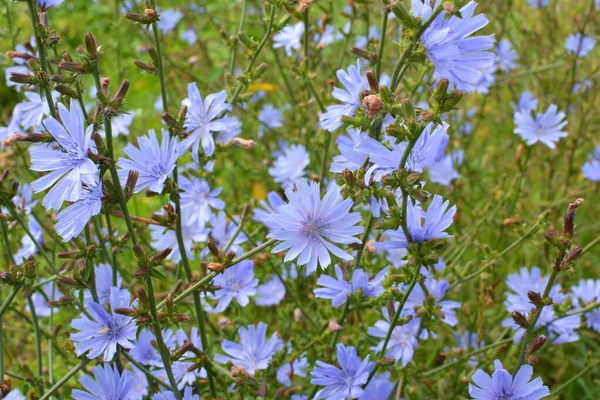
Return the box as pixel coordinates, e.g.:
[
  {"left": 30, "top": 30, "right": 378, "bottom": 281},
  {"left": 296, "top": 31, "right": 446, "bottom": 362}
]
[
  {"left": 147, "top": 46, "right": 159, "bottom": 67},
  {"left": 114, "top": 307, "right": 136, "bottom": 316},
  {"left": 512, "top": 311, "right": 529, "bottom": 328},
  {"left": 54, "top": 84, "right": 78, "bottom": 98},
  {"left": 391, "top": 1, "right": 419, "bottom": 29},
  {"left": 58, "top": 61, "right": 90, "bottom": 74},
  {"left": 516, "top": 144, "right": 524, "bottom": 166},
  {"left": 9, "top": 72, "right": 36, "bottom": 85},
  {"left": 563, "top": 198, "right": 584, "bottom": 238},
  {"left": 527, "top": 291, "right": 543, "bottom": 306},
  {"left": 125, "top": 170, "right": 139, "bottom": 200},
  {"left": 144, "top": 8, "right": 157, "bottom": 19},
  {"left": 84, "top": 32, "right": 99, "bottom": 60},
  {"left": 564, "top": 246, "right": 582, "bottom": 266},
  {"left": 351, "top": 47, "right": 377, "bottom": 62},
  {"left": 133, "top": 60, "right": 158, "bottom": 74},
  {"left": 365, "top": 69, "right": 379, "bottom": 93},
  {"left": 112, "top": 80, "right": 130, "bottom": 102},
  {"left": 527, "top": 334, "right": 546, "bottom": 355},
  {"left": 293, "top": 308, "right": 303, "bottom": 322},
  {"left": 151, "top": 248, "right": 172, "bottom": 264}
]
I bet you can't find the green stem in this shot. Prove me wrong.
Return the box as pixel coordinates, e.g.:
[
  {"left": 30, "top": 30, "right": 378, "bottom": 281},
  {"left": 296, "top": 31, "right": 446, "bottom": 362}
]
[
  {"left": 227, "top": 5, "right": 276, "bottom": 107},
  {"left": 303, "top": 8, "right": 309, "bottom": 58},
  {"left": 122, "top": 350, "right": 173, "bottom": 390},
  {"left": 27, "top": 296, "right": 43, "bottom": 391},
  {"left": 1, "top": 219, "right": 15, "bottom": 264},
  {"left": 0, "top": 284, "right": 24, "bottom": 318},
  {"left": 84, "top": 226, "right": 99, "bottom": 303},
  {"left": 25, "top": 0, "right": 57, "bottom": 119},
  {"left": 171, "top": 168, "right": 218, "bottom": 397},
  {"left": 39, "top": 359, "right": 91, "bottom": 400},
  {"left": 375, "top": 10, "right": 389, "bottom": 79},
  {"left": 229, "top": 0, "right": 248, "bottom": 75},
  {"left": 550, "top": 359, "right": 600, "bottom": 397}
]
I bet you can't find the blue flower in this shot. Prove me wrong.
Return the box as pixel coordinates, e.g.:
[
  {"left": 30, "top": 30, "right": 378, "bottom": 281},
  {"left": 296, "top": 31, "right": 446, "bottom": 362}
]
[
  {"left": 527, "top": 0, "right": 549, "bottom": 7},
  {"left": 496, "top": 39, "right": 519, "bottom": 72},
  {"left": 571, "top": 279, "right": 600, "bottom": 334},
  {"left": 330, "top": 129, "right": 369, "bottom": 173},
  {"left": 314, "top": 265, "right": 387, "bottom": 307},
  {"left": 513, "top": 91, "right": 539, "bottom": 113},
  {"left": 362, "top": 122, "right": 449, "bottom": 183},
  {"left": 258, "top": 104, "right": 283, "bottom": 137},
  {"left": 273, "top": 22, "right": 304, "bottom": 56},
  {"left": 267, "top": 180, "right": 363, "bottom": 274},
  {"left": 268, "top": 143, "right": 310, "bottom": 188},
  {"left": 253, "top": 191, "right": 285, "bottom": 229},
  {"left": 414, "top": 1, "right": 495, "bottom": 92},
  {"left": 3, "top": 389, "right": 25, "bottom": 400},
  {"left": 310, "top": 344, "right": 374, "bottom": 400},
  {"left": 319, "top": 61, "right": 368, "bottom": 132},
  {"left": 72, "top": 364, "right": 134, "bottom": 400},
  {"left": 179, "top": 176, "right": 225, "bottom": 226},
  {"left": 503, "top": 267, "right": 580, "bottom": 344},
  {"left": 404, "top": 271, "right": 461, "bottom": 327},
  {"left": 359, "top": 372, "right": 394, "bottom": 400},
  {"left": 84, "top": 263, "right": 122, "bottom": 306},
  {"left": 117, "top": 129, "right": 180, "bottom": 194},
  {"left": 30, "top": 99, "right": 98, "bottom": 211},
  {"left": 14, "top": 91, "right": 58, "bottom": 130},
  {"left": 37, "top": 0, "right": 64, "bottom": 10},
  {"left": 514, "top": 104, "right": 567, "bottom": 149},
  {"left": 368, "top": 307, "right": 420, "bottom": 367},
  {"left": 469, "top": 360, "right": 550, "bottom": 400},
  {"left": 207, "top": 259, "right": 258, "bottom": 312},
  {"left": 565, "top": 33, "right": 596, "bottom": 57},
  {"left": 582, "top": 148, "right": 600, "bottom": 182},
  {"left": 276, "top": 351, "right": 309, "bottom": 387},
  {"left": 255, "top": 274, "right": 286, "bottom": 306},
  {"left": 449, "top": 331, "right": 484, "bottom": 367},
  {"left": 377, "top": 195, "right": 456, "bottom": 250},
  {"left": 130, "top": 329, "right": 165, "bottom": 367},
  {"left": 428, "top": 150, "right": 464, "bottom": 185},
  {"left": 130, "top": 368, "right": 149, "bottom": 400},
  {"left": 157, "top": 9, "right": 183, "bottom": 34},
  {"left": 15, "top": 218, "right": 43, "bottom": 263},
  {"left": 180, "top": 29, "right": 198, "bottom": 46},
  {"left": 181, "top": 83, "right": 241, "bottom": 160},
  {"left": 70, "top": 287, "right": 136, "bottom": 361},
  {"left": 153, "top": 387, "right": 199, "bottom": 400},
  {"left": 28, "top": 281, "right": 58, "bottom": 317},
  {"left": 55, "top": 182, "right": 103, "bottom": 242},
  {"left": 215, "top": 322, "right": 283, "bottom": 375}
]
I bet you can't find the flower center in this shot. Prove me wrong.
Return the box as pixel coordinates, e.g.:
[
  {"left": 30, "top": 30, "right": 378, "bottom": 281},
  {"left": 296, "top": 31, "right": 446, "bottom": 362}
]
[{"left": 303, "top": 217, "right": 324, "bottom": 240}]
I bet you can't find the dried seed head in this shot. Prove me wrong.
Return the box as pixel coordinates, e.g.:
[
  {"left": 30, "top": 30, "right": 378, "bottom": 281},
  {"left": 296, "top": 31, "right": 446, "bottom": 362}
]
[{"left": 362, "top": 94, "right": 383, "bottom": 119}]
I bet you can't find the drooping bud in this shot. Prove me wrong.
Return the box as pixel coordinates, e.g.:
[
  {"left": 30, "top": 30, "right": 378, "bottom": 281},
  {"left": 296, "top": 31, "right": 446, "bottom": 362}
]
[
  {"left": 232, "top": 137, "right": 256, "bottom": 149},
  {"left": 124, "top": 170, "right": 139, "bottom": 201},
  {"left": 133, "top": 60, "right": 158, "bottom": 74}
]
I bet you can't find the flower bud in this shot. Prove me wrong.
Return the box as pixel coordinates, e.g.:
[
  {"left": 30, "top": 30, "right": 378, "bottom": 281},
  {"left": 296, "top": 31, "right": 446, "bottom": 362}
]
[
  {"left": 563, "top": 246, "right": 582, "bottom": 267},
  {"left": 563, "top": 198, "right": 584, "bottom": 238},
  {"left": 527, "top": 291, "right": 543, "bottom": 306},
  {"left": 58, "top": 61, "right": 91, "bottom": 74},
  {"left": 9, "top": 72, "right": 37, "bottom": 85},
  {"left": 147, "top": 46, "right": 159, "bottom": 68},
  {"left": 133, "top": 244, "right": 146, "bottom": 261},
  {"left": 365, "top": 69, "right": 379, "bottom": 93},
  {"left": 512, "top": 311, "right": 529, "bottom": 328},
  {"left": 391, "top": 1, "right": 419, "bottom": 29},
  {"left": 112, "top": 80, "right": 130, "bottom": 102},
  {"left": 133, "top": 60, "right": 158, "bottom": 75},
  {"left": 125, "top": 170, "right": 139, "bottom": 200},
  {"left": 54, "top": 84, "right": 78, "bottom": 99},
  {"left": 527, "top": 334, "right": 546, "bottom": 355},
  {"left": 85, "top": 32, "right": 99, "bottom": 60},
  {"left": 151, "top": 248, "right": 172, "bottom": 264},
  {"left": 351, "top": 47, "right": 377, "bottom": 62}
]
